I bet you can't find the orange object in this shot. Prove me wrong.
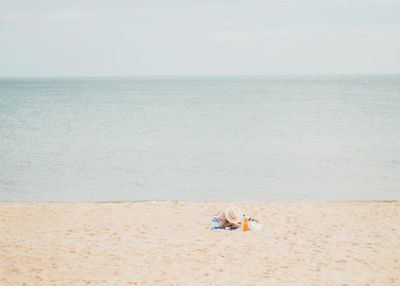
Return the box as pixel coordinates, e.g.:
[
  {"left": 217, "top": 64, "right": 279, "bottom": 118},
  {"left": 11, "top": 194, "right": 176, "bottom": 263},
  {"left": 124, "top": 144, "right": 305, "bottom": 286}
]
[{"left": 243, "top": 217, "right": 250, "bottom": 232}]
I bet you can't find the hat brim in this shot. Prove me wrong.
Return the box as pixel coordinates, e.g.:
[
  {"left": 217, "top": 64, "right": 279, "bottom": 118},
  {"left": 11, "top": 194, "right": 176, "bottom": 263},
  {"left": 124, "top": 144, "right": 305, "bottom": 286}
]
[{"left": 224, "top": 208, "right": 243, "bottom": 224}]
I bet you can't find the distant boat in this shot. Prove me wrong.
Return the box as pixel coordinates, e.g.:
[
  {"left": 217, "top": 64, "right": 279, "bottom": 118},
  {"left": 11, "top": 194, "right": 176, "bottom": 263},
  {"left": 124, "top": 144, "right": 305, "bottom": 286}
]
[{"left": 364, "top": 79, "right": 369, "bottom": 85}]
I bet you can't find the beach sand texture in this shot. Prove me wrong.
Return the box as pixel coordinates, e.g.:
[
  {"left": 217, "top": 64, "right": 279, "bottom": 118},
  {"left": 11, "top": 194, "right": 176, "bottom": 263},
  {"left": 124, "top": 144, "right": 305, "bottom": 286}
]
[{"left": 1, "top": 202, "right": 399, "bottom": 285}]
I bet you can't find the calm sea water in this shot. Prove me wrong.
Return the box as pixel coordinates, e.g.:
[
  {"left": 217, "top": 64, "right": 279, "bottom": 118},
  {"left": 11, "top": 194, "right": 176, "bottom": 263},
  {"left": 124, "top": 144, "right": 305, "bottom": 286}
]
[{"left": 0, "top": 76, "right": 399, "bottom": 202}]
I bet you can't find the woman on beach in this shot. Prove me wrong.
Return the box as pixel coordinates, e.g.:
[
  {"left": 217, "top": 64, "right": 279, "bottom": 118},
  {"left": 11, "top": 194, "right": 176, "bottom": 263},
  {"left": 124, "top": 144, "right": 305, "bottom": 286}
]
[
  {"left": 211, "top": 205, "right": 261, "bottom": 231},
  {"left": 216, "top": 205, "right": 244, "bottom": 228}
]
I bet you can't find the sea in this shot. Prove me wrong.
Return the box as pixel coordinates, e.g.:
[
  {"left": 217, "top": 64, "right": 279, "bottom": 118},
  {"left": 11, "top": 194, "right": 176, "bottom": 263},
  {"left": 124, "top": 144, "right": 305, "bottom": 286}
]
[{"left": 0, "top": 75, "right": 399, "bottom": 202}]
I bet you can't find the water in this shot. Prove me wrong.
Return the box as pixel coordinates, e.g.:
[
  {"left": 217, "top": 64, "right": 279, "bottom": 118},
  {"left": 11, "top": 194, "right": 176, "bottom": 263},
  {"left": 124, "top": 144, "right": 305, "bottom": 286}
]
[{"left": 1, "top": 75, "right": 399, "bottom": 202}]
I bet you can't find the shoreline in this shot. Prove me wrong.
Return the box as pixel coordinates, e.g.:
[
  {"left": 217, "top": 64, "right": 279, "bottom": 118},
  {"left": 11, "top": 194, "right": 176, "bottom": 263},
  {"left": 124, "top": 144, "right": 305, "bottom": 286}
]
[
  {"left": 1, "top": 199, "right": 399, "bottom": 203},
  {"left": 1, "top": 201, "right": 399, "bottom": 285}
]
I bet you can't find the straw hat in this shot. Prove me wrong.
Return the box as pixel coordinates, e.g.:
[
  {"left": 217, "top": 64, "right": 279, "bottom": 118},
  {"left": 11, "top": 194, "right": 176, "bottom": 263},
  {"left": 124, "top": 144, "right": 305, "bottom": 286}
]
[{"left": 224, "top": 205, "right": 243, "bottom": 224}]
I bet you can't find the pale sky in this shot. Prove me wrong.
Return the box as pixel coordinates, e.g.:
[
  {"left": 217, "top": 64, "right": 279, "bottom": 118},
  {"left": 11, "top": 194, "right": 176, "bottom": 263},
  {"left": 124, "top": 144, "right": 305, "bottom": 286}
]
[{"left": 1, "top": 0, "right": 399, "bottom": 76}]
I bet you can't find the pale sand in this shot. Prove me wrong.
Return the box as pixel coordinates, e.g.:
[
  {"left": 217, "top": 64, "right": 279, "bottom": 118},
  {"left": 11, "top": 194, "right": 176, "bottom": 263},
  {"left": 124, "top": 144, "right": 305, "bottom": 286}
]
[{"left": 0, "top": 202, "right": 399, "bottom": 285}]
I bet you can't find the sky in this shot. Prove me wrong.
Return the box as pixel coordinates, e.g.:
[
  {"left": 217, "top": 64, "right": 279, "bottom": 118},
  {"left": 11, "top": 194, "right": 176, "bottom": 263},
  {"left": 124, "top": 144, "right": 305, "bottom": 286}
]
[{"left": 0, "top": 0, "right": 399, "bottom": 76}]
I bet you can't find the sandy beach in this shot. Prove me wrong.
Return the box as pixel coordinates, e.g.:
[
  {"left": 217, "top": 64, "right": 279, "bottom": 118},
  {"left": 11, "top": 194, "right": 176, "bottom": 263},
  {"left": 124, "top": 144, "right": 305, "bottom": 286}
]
[{"left": 0, "top": 202, "right": 399, "bottom": 285}]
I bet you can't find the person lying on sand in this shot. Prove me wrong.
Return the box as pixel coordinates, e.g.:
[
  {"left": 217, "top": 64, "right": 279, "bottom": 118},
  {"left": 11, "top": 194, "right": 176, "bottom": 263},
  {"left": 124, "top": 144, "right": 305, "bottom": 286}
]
[
  {"left": 217, "top": 205, "right": 243, "bottom": 228},
  {"left": 211, "top": 205, "right": 261, "bottom": 231}
]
